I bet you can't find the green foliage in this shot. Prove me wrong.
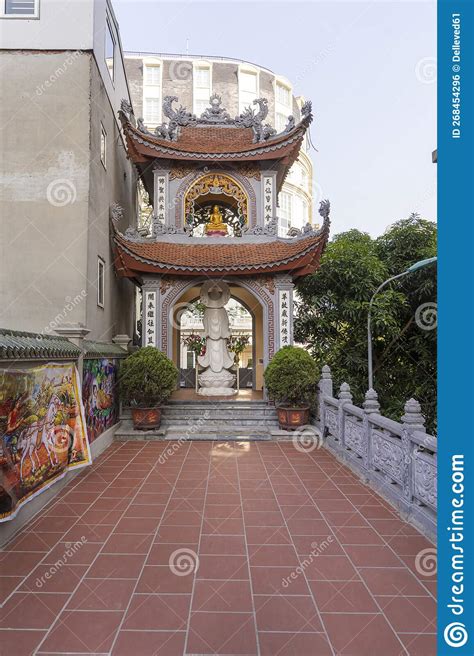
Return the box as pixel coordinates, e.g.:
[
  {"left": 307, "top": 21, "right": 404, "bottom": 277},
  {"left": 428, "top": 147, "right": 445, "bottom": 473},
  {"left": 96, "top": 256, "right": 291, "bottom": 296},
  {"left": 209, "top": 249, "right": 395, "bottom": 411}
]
[
  {"left": 264, "top": 346, "right": 319, "bottom": 407},
  {"left": 294, "top": 214, "right": 437, "bottom": 432},
  {"left": 119, "top": 346, "right": 178, "bottom": 407}
]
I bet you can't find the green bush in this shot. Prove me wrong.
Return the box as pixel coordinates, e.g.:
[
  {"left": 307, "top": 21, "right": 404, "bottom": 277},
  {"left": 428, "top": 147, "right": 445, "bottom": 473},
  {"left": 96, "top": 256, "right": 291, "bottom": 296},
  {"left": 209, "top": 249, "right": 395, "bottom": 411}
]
[
  {"left": 264, "top": 346, "right": 318, "bottom": 407},
  {"left": 119, "top": 346, "right": 178, "bottom": 407}
]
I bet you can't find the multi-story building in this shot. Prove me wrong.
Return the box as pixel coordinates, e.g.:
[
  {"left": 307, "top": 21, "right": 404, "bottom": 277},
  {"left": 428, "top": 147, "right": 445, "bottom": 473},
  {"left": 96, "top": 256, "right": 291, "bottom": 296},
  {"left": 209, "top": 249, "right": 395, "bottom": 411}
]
[
  {"left": 123, "top": 52, "right": 314, "bottom": 236},
  {"left": 0, "top": 0, "right": 136, "bottom": 343}
]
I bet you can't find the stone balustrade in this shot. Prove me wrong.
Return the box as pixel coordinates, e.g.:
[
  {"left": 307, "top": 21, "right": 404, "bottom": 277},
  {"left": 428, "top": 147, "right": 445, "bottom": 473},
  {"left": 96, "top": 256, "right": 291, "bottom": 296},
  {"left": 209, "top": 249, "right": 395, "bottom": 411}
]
[{"left": 317, "top": 365, "right": 437, "bottom": 540}]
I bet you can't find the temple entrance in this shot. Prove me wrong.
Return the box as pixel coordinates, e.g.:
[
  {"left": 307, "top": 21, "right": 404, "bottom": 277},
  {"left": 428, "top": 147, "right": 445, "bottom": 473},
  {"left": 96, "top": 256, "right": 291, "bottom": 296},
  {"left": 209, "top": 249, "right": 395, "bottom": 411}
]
[{"left": 172, "top": 283, "right": 264, "bottom": 392}]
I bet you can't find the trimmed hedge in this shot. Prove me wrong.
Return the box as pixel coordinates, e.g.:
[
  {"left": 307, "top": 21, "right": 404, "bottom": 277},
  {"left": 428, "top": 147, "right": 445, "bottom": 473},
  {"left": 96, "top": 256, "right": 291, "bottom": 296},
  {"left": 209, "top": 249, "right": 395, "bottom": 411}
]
[
  {"left": 264, "top": 346, "right": 318, "bottom": 407},
  {"left": 119, "top": 346, "right": 178, "bottom": 406}
]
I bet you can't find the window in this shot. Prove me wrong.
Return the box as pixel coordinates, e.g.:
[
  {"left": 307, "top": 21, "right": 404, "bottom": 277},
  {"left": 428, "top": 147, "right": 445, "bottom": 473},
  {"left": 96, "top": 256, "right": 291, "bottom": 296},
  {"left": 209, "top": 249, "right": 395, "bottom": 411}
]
[
  {"left": 278, "top": 192, "right": 292, "bottom": 236},
  {"left": 144, "top": 98, "right": 161, "bottom": 125},
  {"left": 239, "top": 69, "right": 258, "bottom": 114},
  {"left": 186, "top": 350, "right": 195, "bottom": 369},
  {"left": 144, "top": 64, "right": 160, "bottom": 86},
  {"left": 100, "top": 124, "right": 107, "bottom": 168},
  {"left": 97, "top": 258, "right": 105, "bottom": 308},
  {"left": 276, "top": 83, "right": 291, "bottom": 107},
  {"left": 275, "top": 80, "right": 292, "bottom": 132},
  {"left": 293, "top": 197, "right": 308, "bottom": 228},
  {"left": 143, "top": 59, "right": 161, "bottom": 126},
  {"left": 105, "top": 19, "right": 115, "bottom": 81},
  {"left": 193, "top": 64, "right": 211, "bottom": 116},
  {"left": 3, "top": 0, "right": 38, "bottom": 16},
  {"left": 301, "top": 166, "right": 308, "bottom": 190},
  {"left": 276, "top": 112, "right": 287, "bottom": 133}
]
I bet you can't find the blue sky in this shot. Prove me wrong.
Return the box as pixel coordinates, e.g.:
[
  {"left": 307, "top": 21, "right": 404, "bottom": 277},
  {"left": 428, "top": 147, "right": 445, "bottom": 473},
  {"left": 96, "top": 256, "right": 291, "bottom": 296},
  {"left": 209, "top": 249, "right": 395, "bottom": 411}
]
[{"left": 112, "top": 0, "right": 437, "bottom": 237}]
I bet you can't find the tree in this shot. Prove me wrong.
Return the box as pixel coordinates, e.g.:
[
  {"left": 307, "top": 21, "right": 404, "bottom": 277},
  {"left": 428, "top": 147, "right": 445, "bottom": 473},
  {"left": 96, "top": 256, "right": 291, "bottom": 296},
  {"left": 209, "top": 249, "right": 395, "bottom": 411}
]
[{"left": 294, "top": 214, "right": 437, "bottom": 432}]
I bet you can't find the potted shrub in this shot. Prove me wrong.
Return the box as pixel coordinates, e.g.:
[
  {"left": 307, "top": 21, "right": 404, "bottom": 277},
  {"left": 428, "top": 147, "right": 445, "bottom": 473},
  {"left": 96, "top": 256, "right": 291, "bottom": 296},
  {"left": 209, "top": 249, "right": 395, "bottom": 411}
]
[
  {"left": 119, "top": 346, "right": 178, "bottom": 430},
  {"left": 264, "top": 346, "right": 318, "bottom": 430}
]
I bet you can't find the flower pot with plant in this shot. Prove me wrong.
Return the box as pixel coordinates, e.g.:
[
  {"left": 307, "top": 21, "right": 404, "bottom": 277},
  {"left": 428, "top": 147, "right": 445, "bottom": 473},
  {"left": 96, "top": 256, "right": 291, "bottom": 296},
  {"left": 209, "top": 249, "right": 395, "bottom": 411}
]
[
  {"left": 119, "top": 346, "right": 179, "bottom": 430},
  {"left": 264, "top": 346, "right": 318, "bottom": 430}
]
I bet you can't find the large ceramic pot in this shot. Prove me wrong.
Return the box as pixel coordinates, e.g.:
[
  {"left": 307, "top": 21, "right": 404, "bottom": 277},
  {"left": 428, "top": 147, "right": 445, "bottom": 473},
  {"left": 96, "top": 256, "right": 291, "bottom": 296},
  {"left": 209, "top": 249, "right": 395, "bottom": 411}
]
[
  {"left": 277, "top": 405, "right": 310, "bottom": 431},
  {"left": 131, "top": 407, "right": 162, "bottom": 430}
]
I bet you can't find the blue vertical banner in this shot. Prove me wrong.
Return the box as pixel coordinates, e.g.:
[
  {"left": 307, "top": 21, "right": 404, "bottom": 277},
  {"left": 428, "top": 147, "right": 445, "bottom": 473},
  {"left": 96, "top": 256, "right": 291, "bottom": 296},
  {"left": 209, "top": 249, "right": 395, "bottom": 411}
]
[{"left": 438, "top": 0, "right": 474, "bottom": 654}]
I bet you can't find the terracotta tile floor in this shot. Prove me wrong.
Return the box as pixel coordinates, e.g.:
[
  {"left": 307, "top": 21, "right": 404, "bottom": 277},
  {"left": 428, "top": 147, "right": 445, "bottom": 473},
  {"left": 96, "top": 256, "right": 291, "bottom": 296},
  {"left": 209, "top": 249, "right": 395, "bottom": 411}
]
[{"left": 0, "top": 441, "right": 436, "bottom": 655}]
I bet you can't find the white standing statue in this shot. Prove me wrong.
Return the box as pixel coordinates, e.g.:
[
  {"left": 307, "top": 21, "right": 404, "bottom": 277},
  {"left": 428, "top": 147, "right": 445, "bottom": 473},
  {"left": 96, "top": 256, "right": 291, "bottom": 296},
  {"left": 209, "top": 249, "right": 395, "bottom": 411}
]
[{"left": 198, "top": 280, "right": 237, "bottom": 396}]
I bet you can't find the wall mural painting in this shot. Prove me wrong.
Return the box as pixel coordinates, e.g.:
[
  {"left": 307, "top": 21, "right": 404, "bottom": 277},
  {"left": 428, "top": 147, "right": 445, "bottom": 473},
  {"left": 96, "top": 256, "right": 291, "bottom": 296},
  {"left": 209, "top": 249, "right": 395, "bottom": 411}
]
[
  {"left": 0, "top": 363, "right": 91, "bottom": 522},
  {"left": 82, "top": 359, "right": 119, "bottom": 442}
]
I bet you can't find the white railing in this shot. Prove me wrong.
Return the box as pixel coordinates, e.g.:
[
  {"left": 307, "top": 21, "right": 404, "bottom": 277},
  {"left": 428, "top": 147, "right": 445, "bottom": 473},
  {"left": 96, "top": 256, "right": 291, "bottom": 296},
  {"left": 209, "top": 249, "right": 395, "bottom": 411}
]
[{"left": 317, "top": 365, "right": 437, "bottom": 540}]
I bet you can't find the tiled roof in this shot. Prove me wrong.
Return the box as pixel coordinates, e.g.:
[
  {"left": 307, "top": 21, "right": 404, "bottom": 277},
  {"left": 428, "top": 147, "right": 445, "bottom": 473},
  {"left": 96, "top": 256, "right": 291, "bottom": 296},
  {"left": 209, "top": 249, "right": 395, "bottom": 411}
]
[
  {"left": 124, "top": 123, "right": 307, "bottom": 160},
  {"left": 0, "top": 329, "right": 81, "bottom": 361},
  {"left": 113, "top": 225, "right": 329, "bottom": 279},
  {"left": 83, "top": 341, "right": 128, "bottom": 359}
]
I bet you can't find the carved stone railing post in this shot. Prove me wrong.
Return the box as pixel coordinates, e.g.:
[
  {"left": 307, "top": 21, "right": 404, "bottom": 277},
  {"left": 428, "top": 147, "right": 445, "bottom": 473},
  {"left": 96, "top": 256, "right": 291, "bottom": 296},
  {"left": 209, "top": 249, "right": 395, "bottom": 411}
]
[
  {"left": 338, "top": 382, "right": 352, "bottom": 449},
  {"left": 362, "top": 388, "right": 380, "bottom": 473},
  {"left": 401, "top": 398, "right": 426, "bottom": 503},
  {"left": 318, "top": 365, "right": 333, "bottom": 432}
]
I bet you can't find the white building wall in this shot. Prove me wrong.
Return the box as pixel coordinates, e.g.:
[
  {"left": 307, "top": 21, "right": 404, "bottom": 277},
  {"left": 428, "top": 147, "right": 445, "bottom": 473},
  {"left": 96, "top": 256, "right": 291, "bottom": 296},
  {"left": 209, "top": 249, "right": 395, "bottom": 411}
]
[{"left": 0, "top": 0, "right": 95, "bottom": 49}]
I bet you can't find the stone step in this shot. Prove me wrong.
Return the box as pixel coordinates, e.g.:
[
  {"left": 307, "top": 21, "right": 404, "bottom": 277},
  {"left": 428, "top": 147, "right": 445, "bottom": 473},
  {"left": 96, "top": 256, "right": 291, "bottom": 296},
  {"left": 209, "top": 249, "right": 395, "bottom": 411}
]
[
  {"left": 161, "top": 419, "right": 279, "bottom": 426},
  {"left": 165, "top": 428, "right": 273, "bottom": 441},
  {"left": 161, "top": 412, "right": 278, "bottom": 420},
  {"left": 166, "top": 400, "right": 270, "bottom": 406}
]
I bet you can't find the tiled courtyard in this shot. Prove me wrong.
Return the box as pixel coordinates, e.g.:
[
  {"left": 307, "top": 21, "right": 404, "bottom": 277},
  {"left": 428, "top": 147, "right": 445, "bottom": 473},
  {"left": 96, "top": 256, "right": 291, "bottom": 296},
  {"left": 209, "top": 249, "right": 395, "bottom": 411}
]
[{"left": 0, "top": 440, "right": 436, "bottom": 655}]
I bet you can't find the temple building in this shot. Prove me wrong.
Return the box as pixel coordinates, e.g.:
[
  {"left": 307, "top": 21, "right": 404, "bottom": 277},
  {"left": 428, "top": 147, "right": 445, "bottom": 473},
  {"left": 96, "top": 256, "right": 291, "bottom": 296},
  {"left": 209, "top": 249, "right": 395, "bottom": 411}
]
[
  {"left": 113, "top": 94, "right": 330, "bottom": 392},
  {"left": 123, "top": 52, "right": 315, "bottom": 237}
]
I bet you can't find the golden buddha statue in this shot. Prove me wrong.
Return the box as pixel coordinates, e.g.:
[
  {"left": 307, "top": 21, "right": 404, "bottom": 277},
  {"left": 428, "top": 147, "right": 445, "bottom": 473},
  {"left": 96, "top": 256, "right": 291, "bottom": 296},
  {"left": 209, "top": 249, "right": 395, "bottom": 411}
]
[{"left": 205, "top": 205, "right": 228, "bottom": 235}]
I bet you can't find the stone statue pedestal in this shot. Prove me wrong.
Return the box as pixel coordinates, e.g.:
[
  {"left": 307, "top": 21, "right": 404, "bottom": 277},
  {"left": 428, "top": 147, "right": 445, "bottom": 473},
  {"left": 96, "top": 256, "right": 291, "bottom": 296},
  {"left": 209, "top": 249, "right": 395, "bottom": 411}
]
[{"left": 198, "top": 367, "right": 237, "bottom": 396}]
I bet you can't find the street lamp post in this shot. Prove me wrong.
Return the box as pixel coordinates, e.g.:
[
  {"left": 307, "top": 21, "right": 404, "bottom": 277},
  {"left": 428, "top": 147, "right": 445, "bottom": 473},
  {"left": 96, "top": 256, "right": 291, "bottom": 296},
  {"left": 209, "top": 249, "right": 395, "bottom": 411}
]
[{"left": 367, "top": 257, "right": 437, "bottom": 390}]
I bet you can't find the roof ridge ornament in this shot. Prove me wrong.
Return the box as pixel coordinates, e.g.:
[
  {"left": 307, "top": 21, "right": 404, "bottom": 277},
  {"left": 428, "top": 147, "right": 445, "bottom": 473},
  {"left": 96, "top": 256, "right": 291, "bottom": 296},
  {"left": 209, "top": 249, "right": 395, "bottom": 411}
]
[
  {"left": 287, "top": 199, "right": 331, "bottom": 239},
  {"left": 110, "top": 202, "right": 123, "bottom": 222},
  {"left": 120, "top": 99, "right": 136, "bottom": 127},
  {"left": 152, "top": 215, "right": 185, "bottom": 236},
  {"left": 234, "top": 98, "right": 277, "bottom": 143},
  {"left": 244, "top": 215, "right": 279, "bottom": 236},
  {"left": 119, "top": 94, "right": 313, "bottom": 145},
  {"left": 198, "top": 93, "right": 232, "bottom": 124}
]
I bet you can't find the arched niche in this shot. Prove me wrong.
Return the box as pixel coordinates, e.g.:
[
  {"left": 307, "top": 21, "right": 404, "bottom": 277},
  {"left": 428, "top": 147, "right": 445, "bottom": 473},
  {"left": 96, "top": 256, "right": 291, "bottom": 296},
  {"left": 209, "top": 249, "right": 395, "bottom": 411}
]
[
  {"left": 175, "top": 171, "right": 257, "bottom": 231},
  {"left": 169, "top": 280, "right": 269, "bottom": 390}
]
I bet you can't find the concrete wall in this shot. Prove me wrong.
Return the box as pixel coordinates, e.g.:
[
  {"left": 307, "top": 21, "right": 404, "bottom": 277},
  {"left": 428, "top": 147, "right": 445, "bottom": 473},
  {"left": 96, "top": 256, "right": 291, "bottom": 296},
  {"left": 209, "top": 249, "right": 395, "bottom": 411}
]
[
  {"left": 0, "top": 0, "right": 137, "bottom": 341},
  {"left": 213, "top": 63, "right": 239, "bottom": 116},
  {"left": 0, "top": 50, "right": 136, "bottom": 340},
  {"left": 0, "top": 51, "right": 91, "bottom": 333},
  {"left": 86, "top": 57, "right": 136, "bottom": 341}
]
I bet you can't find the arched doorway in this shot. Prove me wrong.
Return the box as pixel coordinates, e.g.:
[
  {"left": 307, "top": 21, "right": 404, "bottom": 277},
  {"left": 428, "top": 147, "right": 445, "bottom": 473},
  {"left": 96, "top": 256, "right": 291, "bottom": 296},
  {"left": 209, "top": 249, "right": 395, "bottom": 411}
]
[{"left": 170, "top": 281, "right": 265, "bottom": 391}]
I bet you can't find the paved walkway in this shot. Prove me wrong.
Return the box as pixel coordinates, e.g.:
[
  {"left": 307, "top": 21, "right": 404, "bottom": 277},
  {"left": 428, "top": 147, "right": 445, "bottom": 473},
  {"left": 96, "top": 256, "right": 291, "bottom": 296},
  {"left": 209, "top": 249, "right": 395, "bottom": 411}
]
[{"left": 1, "top": 441, "right": 436, "bottom": 655}]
